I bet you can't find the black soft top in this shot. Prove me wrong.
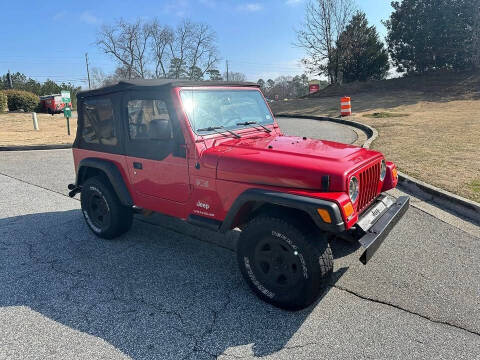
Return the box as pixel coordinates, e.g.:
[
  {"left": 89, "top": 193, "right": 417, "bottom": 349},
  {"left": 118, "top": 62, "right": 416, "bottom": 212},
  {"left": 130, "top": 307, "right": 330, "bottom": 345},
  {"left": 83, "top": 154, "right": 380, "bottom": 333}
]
[{"left": 77, "top": 79, "right": 259, "bottom": 98}]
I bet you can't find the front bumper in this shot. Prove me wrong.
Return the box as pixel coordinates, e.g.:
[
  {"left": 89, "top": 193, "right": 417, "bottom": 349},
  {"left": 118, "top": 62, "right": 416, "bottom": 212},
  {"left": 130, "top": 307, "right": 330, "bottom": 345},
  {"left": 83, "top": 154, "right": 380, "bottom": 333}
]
[{"left": 357, "top": 195, "right": 409, "bottom": 264}]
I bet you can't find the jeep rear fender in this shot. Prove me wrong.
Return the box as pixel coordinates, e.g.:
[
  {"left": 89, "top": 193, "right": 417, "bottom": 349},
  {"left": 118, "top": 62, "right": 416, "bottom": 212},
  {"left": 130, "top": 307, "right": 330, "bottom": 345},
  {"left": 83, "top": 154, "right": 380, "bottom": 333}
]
[
  {"left": 76, "top": 158, "right": 133, "bottom": 206},
  {"left": 219, "top": 189, "right": 345, "bottom": 233}
]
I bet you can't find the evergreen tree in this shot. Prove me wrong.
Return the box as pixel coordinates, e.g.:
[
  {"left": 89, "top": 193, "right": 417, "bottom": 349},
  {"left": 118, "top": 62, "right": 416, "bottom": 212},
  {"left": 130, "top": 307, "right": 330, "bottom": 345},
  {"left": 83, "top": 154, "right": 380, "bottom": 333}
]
[
  {"left": 385, "top": 0, "right": 476, "bottom": 73},
  {"left": 337, "top": 12, "right": 390, "bottom": 82},
  {"left": 206, "top": 69, "right": 222, "bottom": 80},
  {"left": 257, "top": 79, "right": 266, "bottom": 92}
]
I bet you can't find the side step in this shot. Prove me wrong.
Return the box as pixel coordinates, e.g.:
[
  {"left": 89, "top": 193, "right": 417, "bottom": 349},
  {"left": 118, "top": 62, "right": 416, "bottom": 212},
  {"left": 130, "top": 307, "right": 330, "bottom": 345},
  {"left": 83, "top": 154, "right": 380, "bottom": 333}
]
[{"left": 187, "top": 215, "right": 222, "bottom": 231}]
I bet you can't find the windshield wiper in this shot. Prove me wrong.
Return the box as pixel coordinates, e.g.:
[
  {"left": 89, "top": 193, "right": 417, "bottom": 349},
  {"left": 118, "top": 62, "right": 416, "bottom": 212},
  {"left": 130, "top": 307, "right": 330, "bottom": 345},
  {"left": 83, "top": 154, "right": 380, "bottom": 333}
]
[
  {"left": 236, "top": 121, "right": 271, "bottom": 133},
  {"left": 197, "top": 126, "right": 241, "bottom": 138}
]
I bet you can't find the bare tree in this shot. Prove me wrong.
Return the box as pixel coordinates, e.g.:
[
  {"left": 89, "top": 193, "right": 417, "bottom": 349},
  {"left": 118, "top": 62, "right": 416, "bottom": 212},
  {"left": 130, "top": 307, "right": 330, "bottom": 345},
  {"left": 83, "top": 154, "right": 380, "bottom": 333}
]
[
  {"left": 162, "top": 19, "right": 219, "bottom": 79},
  {"left": 97, "top": 18, "right": 220, "bottom": 81},
  {"left": 187, "top": 22, "right": 219, "bottom": 79},
  {"left": 224, "top": 72, "right": 246, "bottom": 82},
  {"left": 90, "top": 66, "right": 129, "bottom": 88},
  {"left": 90, "top": 67, "right": 106, "bottom": 89},
  {"left": 97, "top": 19, "right": 151, "bottom": 79},
  {"left": 150, "top": 20, "right": 174, "bottom": 78},
  {"left": 166, "top": 20, "right": 193, "bottom": 79},
  {"left": 296, "top": 0, "right": 355, "bottom": 83}
]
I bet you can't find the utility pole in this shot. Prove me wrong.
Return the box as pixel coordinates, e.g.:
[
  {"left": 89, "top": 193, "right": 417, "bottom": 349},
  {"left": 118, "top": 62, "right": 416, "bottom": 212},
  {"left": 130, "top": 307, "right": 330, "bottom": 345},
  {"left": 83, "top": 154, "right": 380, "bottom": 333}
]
[
  {"left": 226, "top": 60, "right": 229, "bottom": 81},
  {"left": 85, "top": 53, "right": 91, "bottom": 89}
]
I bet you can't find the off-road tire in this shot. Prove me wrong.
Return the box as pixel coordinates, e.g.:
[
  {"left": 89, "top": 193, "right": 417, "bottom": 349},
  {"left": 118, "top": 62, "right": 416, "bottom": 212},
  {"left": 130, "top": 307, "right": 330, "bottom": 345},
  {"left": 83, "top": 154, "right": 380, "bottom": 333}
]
[
  {"left": 237, "top": 215, "right": 333, "bottom": 310},
  {"left": 80, "top": 176, "right": 133, "bottom": 239}
]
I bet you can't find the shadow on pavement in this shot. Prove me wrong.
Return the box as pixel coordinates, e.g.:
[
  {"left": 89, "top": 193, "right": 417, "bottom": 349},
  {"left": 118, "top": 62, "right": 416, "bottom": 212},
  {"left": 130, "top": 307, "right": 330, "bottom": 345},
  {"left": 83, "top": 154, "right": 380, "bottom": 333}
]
[{"left": 0, "top": 209, "right": 357, "bottom": 359}]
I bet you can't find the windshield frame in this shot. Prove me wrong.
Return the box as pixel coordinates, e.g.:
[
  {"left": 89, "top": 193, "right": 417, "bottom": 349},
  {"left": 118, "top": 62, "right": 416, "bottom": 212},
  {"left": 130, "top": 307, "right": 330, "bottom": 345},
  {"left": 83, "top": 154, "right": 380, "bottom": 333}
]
[{"left": 178, "top": 87, "right": 275, "bottom": 137}]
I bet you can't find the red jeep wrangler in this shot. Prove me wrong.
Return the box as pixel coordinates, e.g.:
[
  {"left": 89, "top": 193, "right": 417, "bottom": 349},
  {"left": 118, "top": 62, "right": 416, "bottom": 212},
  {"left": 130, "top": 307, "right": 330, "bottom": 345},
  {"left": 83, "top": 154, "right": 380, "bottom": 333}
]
[{"left": 68, "top": 79, "right": 408, "bottom": 310}]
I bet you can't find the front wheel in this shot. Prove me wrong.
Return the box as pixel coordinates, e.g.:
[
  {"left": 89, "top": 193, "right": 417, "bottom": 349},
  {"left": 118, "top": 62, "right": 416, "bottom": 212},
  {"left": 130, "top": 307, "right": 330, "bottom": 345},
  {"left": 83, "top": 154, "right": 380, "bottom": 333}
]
[
  {"left": 237, "top": 216, "right": 333, "bottom": 310},
  {"left": 80, "top": 176, "right": 133, "bottom": 239}
]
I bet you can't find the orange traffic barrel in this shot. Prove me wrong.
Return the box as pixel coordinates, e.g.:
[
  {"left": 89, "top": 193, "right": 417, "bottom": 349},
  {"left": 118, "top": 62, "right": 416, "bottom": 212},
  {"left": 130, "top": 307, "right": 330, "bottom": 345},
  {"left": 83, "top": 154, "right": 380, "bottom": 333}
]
[{"left": 341, "top": 97, "right": 352, "bottom": 116}]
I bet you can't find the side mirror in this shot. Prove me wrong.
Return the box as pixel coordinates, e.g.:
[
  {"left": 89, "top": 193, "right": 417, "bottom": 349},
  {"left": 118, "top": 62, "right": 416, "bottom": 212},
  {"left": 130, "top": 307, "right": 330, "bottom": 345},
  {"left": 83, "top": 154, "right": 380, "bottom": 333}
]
[{"left": 149, "top": 119, "right": 171, "bottom": 140}]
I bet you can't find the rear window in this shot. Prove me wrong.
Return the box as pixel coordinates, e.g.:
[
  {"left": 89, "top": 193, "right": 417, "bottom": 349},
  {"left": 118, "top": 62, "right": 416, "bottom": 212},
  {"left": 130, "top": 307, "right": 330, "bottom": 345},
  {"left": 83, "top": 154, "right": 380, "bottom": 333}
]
[{"left": 81, "top": 98, "right": 117, "bottom": 146}]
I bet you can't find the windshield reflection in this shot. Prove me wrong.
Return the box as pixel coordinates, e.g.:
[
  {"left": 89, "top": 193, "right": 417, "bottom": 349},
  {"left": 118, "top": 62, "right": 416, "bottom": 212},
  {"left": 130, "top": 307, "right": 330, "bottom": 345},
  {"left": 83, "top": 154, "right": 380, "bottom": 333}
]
[{"left": 180, "top": 89, "right": 273, "bottom": 134}]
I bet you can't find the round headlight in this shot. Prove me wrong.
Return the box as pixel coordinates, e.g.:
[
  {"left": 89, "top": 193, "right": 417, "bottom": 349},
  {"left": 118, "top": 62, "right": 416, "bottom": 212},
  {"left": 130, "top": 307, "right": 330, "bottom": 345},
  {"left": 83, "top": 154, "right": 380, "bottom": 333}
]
[
  {"left": 380, "top": 159, "right": 386, "bottom": 181},
  {"left": 349, "top": 176, "right": 359, "bottom": 203}
]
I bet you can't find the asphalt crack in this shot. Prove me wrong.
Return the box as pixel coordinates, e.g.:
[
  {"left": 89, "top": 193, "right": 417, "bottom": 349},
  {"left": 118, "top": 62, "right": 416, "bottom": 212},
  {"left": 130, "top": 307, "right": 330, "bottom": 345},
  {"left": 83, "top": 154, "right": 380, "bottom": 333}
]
[
  {"left": 183, "top": 284, "right": 243, "bottom": 360},
  {"left": 332, "top": 284, "right": 480, "bottom": 338},
  {"left": 3, "top": 170, "right": 479, "bottom": 356},
  {"left": 0, "top": 172, "right": 72, "bottom": 199}
]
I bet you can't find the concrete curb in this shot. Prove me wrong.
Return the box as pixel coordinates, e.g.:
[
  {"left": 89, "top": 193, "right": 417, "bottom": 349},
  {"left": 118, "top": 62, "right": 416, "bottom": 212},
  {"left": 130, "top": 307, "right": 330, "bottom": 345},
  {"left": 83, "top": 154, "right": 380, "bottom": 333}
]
[
  {"left": 397, "top": 172, "right": 480, "bottom": 223},
  {"left": 274, "top": 114, "right": 378, "bottom": 149},
  {"left": 275, "top": 113, "right": 480, "bottom": 224},
  {"left": 0, "top": 144, "right": 72, "bottom": 151}
]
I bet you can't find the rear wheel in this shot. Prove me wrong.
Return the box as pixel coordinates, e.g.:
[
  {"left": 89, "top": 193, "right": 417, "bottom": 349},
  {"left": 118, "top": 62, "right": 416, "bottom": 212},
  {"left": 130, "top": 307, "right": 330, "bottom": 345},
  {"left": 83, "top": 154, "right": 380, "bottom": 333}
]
[
  {"left": 237, "top": 215, "right": 333, "bottom": 310},
  {"left": 80, "top": 176, "right": 133, "bottom": 239}
]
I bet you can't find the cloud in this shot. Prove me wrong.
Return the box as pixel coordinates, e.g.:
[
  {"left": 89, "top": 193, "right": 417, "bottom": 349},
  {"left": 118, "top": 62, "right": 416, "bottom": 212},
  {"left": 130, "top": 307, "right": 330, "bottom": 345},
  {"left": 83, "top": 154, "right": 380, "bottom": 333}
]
[
  {"left": 237, "top": 3, "right": 263, "bottom": 12},
  {"left": 53, "top": 11, "right": 67, "bottom": 21},
  {"left": 198, "top": 0, "right": 216, "bottom": 7},
  {"left": 285, "top": 0, "right": 303, "bottom": 5},
  {"left": 80, "top": 11, "right": 100, "bottom": 25},
  {"left": 163, "top": 0, "right": 190, "bottom": 17}
]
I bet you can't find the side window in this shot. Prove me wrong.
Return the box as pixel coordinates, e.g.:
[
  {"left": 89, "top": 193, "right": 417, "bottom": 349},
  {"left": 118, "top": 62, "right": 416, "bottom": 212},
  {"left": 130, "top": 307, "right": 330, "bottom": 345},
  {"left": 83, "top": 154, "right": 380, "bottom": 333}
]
[
  {"left": 82, "top": 98, "right": 117, "bottom": 145},
  {"left": 127, "top": 99, "right": 172, "bottom": 140}
]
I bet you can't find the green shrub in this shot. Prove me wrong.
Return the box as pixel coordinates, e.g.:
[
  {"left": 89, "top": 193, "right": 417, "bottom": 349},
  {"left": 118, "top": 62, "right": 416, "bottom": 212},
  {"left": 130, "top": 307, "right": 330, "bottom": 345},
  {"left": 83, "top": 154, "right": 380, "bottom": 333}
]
[
  {"left": 0, "top": 92, "right": 7, "bottom": 112},
  {"left": 4, "top": 90, "right": 39, "bottom": 112}
]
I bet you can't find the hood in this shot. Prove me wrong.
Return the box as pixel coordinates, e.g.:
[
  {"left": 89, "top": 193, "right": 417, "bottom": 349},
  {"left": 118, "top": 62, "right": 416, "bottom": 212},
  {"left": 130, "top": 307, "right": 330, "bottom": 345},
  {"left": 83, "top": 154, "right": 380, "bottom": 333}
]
[{"left": 204, "top": 135, "right": 382, "bottom": 191}]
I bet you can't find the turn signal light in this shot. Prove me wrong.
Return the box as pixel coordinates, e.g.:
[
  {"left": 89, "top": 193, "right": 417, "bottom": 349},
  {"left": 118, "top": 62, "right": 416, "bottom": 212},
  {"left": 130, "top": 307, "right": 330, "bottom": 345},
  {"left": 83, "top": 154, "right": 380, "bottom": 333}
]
[
  {"left": 317, "top": 209, "right": 332, "bottom": 223},
  {"left": 392, "top": 168, "right": 398, "bottom": 179},
  {"left": 343, "top": 202, "right": 354, "bottom": 218}
]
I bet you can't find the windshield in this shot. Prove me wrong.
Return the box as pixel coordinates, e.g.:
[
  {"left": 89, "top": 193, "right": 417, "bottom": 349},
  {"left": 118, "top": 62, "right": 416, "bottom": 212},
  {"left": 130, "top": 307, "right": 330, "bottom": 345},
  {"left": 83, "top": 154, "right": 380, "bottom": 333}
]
[{"left": 180, "top": 89, "right": 273, "bottom": 134}]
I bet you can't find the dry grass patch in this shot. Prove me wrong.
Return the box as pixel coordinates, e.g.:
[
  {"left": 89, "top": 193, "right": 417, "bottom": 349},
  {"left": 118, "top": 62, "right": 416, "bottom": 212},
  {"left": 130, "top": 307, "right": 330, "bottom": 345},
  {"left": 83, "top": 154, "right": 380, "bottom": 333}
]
[
  {"left": 271, "top": 91, "right": 480, "bottom": 203},
  {"left": 0, "top": 112, "right": 77, "bottom": 147},
  {"left": 363, "top": 112, "right": 409, "bottom": 118}
]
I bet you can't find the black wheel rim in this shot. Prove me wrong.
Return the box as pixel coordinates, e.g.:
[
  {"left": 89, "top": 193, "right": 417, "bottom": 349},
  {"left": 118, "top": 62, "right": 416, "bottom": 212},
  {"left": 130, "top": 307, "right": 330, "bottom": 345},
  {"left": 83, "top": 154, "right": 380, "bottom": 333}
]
[
  {"left": 87, "top": 193, "right": 110, "bottom": 230},
  {"left": 252, "top": 236, "right": 303, "bottom": 291}
]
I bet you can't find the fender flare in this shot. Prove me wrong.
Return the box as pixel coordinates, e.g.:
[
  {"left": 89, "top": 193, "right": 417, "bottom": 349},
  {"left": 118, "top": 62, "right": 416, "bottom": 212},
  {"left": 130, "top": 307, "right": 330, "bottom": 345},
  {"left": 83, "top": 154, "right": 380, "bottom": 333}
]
[
  {"left": 76, "top": 158, "right": 133, "bottom": 206},
  {"left": 219, "top": 188, "right": 345, "bottom": 233}
]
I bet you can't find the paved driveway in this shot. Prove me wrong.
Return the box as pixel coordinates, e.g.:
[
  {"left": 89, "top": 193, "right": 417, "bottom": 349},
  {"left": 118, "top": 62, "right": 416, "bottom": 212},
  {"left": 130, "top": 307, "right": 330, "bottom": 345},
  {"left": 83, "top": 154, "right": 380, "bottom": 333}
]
[
  {"left": 275, "top": 117, "right": 359, "bottom": 145},
  {"left": 0, "top": 120, "right": 479, "bottom": 359}
]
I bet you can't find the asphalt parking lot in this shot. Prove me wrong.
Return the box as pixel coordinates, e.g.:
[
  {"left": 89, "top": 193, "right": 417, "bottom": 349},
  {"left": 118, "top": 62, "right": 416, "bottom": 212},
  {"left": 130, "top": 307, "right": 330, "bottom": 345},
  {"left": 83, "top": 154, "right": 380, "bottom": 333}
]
[
  {"left": 1, "top": 119, "right": 479, "bottom": 359},
  {"left": 275, "top": 117, "right": 360, "bottom": 145}
]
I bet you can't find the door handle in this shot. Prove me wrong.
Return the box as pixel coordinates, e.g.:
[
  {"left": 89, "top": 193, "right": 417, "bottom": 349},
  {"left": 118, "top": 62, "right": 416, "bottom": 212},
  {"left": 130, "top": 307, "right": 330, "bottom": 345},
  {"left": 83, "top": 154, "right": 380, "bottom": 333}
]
[{"left": 133, "top": 162, "right": 143, "bottom": 170}]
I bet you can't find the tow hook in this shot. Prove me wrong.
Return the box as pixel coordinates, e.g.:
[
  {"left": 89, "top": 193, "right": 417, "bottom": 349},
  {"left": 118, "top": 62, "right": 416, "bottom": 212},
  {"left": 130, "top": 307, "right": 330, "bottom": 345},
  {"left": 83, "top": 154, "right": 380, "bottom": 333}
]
[{"left": 67, "top": 183, "right": 81, "bottom": 198}]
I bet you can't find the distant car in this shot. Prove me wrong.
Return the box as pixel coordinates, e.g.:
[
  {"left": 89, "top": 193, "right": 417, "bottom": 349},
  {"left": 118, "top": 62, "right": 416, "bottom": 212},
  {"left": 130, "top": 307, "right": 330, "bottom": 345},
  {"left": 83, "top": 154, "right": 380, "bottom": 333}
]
[
  {"left": 39, "top": 94, "right": 71, "bottom": 115},
  {"left": 68, "top": 79, "right": 408, "bottom": 310}
]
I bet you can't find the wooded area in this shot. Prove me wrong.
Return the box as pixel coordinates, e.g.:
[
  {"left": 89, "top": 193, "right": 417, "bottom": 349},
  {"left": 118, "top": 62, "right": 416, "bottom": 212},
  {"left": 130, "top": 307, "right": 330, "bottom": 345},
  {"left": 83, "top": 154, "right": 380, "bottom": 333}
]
[{"left": 296, "top": 0, "right": 479, "bottom": 84}]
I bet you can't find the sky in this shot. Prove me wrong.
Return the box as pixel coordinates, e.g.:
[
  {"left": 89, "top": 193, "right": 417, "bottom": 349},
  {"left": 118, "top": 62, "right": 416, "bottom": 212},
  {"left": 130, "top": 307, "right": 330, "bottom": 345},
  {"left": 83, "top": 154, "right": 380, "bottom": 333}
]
[{"left": 0, "top": 0, "right": 394, "bottom": 87}]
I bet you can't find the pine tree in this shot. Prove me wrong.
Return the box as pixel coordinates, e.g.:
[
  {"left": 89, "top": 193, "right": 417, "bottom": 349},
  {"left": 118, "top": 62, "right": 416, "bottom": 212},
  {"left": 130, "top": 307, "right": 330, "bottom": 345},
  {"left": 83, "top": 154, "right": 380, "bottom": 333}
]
[
  {"left": 337, "top": 12, "right": 390, "bottom": 82},
  {"left": 385, "top": 0, "right": 476, "bottom": 74}
]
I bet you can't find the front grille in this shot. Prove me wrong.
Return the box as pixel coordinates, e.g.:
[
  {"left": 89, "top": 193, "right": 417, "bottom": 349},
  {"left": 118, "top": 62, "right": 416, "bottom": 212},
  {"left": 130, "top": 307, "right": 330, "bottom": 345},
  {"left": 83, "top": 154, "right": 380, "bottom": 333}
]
[{"left": 356, "top": 162, "right": 381, "bottom": 213}]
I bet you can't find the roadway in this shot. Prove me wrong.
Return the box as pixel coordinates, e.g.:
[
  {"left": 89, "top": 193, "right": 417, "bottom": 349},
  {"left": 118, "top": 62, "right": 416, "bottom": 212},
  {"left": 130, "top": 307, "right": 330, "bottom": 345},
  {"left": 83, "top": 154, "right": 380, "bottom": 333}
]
[{"left": 0, "top": 118, "right": 478, "bottom": 359}]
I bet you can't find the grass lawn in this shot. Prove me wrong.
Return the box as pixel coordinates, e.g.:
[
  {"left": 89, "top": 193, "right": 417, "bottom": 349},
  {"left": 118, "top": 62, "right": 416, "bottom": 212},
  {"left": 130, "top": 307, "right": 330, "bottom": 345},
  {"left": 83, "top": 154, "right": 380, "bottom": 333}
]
[
  {"left": 362, "top": 112, "right": 409, "bottom": 118},
  {"left": 271, "top": 87, "right": 480, "bottom": 203},
  {"left": 1, "top": 71, "right": 478, "bottom": 203},
  {"left": 0, "top": 112, "right": 77, "bottom": 147}
]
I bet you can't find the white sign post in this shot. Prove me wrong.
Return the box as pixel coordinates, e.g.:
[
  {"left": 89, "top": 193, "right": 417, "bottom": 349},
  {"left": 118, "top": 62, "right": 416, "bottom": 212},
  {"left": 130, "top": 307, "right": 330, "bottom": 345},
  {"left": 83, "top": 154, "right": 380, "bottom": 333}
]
[{"left": 32, "top": 112, "right": 39, "bottom": 131}]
